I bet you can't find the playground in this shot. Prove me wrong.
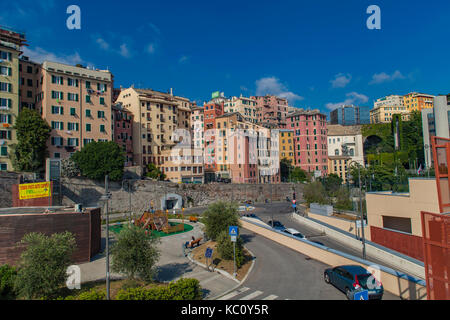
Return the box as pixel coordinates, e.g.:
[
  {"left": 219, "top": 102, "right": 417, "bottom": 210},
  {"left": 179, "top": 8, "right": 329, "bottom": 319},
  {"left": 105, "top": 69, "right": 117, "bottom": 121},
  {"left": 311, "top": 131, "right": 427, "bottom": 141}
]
[{"left": 109, "top": 210, "right": 194, "bottom": 238}]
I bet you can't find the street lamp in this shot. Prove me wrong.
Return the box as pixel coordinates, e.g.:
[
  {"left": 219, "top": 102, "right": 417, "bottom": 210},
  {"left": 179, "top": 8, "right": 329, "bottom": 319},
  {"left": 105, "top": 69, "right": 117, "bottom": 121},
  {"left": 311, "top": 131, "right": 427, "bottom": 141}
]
[
  {"left": 348, "top": 161, "right": 367, "bottom": 260},
  {"left": 101, "top": 175, "right": 112, "bottom": 300}
]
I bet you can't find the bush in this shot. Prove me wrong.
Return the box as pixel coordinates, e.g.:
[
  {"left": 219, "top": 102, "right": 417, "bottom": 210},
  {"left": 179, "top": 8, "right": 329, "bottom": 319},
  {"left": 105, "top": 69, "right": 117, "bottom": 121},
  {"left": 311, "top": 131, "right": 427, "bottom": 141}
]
[
  {"left": 216, "top": 231, "right": 245, "bottom": 268},
  {"left": 0, "top": 265, "right": 18, "bottom": 300},
  {"left": 203, "top": 202, "right": 240, "bottom": 241},
  {"left": 303, "top": 181, "right": 329, "bottom": 205},
  {"left": 115, "top": 278, "right": 202, "bottom": 300},
  {"left": 76, "top": 289, "right": 106, "bottom": 300},
  {"left": 14, "top": 232, "right": 76, "bottom": 299}
]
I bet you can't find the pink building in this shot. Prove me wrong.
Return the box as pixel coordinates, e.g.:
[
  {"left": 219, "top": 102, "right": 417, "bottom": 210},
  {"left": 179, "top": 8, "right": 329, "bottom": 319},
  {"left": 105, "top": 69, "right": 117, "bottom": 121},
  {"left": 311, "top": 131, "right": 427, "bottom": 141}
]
[
  {"left": 112, "top": 103, "right": 133, "bottom": 166},
  {"left": 286, "top": 109, "right": 328, "bottom": 175},
  {"left": 252, "top": 95, "right": 288, "bottom": 128}
]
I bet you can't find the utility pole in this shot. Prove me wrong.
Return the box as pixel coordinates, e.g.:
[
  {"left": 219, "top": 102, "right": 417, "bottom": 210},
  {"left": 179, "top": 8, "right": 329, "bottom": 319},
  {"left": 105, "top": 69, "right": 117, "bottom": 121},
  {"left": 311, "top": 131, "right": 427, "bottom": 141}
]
[
  {"left": 104, "top": 175, "right": 111, "bottom": 300},
  {"left": 358, "top": 165, "right": 366, "bottom": 260}
]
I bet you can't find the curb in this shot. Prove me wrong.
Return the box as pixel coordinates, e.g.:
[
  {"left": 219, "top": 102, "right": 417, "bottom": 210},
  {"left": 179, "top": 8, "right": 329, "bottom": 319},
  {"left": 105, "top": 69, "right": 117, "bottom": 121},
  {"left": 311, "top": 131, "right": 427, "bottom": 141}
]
[
  {"left": 186, "top": 252, "right": 240, "bottom": 284},
  {"left": 208, "top": 246, "right": 256, "bottom": 300}
]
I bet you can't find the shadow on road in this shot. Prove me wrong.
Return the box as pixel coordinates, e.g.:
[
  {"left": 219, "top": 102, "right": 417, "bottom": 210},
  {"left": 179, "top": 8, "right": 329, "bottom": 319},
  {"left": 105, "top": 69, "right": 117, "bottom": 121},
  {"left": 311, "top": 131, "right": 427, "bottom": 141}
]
[
  {"left": 155, "top": 262, "right": 195, "bottom": 282},
  {"left": 240, "top": 233, "right": 256, "bottom": 244}
]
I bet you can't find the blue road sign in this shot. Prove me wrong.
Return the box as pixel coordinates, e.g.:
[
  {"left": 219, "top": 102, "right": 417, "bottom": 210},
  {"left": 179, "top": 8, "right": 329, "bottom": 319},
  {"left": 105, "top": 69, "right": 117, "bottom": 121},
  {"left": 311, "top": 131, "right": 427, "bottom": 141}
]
[
  {"left": 353, "top": 290, "right": 369, "bottom": 300},
  {"left": 229, "top": 226, "right": 239, "bottom": 236},
  {"left": 292, "top": 204, "right": 297, "bottom": 208},
  {"left": 205, "top": 247, "right": 213, "bottom": 259}
]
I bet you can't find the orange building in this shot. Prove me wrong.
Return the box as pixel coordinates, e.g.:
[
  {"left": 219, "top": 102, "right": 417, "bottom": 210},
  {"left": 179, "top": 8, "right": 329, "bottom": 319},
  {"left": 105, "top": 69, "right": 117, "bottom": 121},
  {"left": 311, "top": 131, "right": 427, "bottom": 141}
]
[
  {"left": 279, "top": 129, "right": 295, "bottom": 165},
  {"left": 403, "top": 92, "right": 434, "bottom": 112}
]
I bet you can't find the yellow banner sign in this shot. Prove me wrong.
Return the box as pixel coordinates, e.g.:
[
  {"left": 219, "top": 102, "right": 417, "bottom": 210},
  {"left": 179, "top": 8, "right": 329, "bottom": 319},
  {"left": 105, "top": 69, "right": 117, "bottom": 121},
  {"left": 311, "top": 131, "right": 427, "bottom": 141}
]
[{"left": 19, "top": 182, "right": 51, "bottom": 200}]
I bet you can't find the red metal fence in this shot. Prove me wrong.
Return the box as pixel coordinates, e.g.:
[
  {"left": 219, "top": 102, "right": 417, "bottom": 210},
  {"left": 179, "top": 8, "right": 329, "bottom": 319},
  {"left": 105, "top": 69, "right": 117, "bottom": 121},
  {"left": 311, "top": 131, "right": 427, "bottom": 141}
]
[
  {"left": 370, "top": 226, "right": 424, "bottom": 261},
  {"left": 421, "top": 211, "right": 450, "bottom": 300}
]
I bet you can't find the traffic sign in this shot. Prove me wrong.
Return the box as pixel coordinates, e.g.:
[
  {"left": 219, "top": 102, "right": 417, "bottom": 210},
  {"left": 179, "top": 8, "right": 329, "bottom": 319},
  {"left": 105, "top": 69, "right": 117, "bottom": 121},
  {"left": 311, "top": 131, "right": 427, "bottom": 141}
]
[
  {"left": 353, "top": 290, "right": 369, "bottom": 300},
  {"left": 229, "top": 226, "right": 239, "bottom": 236},
  {"left": 230, "top": 235, "right": 237, "bottom": 242},
  {"left": 205, "top": 247, "right": 213, "bottom": 258},
  {"left": 292, "top": 204, "right": 297, "bottom": 208}
]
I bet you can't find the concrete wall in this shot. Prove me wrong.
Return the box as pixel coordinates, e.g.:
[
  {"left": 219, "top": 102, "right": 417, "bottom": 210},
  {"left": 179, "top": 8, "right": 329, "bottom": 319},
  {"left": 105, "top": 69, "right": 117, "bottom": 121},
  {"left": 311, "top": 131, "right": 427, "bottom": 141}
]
[
  {"left": 292, "top": 213, "right": 425, "bottom": 280},
  {"left": 0, "top": 172, "right": 19, "bottom": 208},
  {"left": 366, "top": 178, "right": 440, "bottom": 237},
  {"left": 59, "top": 177, "right": 304, "bottom": 214},
  {"left": 308, "top": 212, "right": 371, "bottom": 240},
  {"left": 241, "top": 218, "right": 427, "bottom": 300}
]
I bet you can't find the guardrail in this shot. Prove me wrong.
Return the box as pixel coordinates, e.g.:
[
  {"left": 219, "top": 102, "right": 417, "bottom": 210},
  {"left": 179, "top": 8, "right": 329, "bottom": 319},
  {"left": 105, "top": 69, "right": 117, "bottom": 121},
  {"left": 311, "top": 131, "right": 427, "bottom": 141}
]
[{"left": 240, "top": 217, "right": 427, "bottom": 300}]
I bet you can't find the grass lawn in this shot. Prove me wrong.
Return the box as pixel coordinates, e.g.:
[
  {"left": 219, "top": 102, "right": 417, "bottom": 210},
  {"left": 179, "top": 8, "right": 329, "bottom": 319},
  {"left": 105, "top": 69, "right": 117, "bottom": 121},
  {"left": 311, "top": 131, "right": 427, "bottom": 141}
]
[{"left": 191, "top": 241, "right": 253, "bottom": 282}]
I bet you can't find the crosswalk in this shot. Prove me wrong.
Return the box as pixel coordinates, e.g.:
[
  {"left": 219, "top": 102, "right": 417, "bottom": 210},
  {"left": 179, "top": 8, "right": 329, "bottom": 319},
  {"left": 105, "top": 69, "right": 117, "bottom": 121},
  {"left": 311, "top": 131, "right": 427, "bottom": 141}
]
[{"left": 218, "top": 287, "right": 282, "bottom": 300}]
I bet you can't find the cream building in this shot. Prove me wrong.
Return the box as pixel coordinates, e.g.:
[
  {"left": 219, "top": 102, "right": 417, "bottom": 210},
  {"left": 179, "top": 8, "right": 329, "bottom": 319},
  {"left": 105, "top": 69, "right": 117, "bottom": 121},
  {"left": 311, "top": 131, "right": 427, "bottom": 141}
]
[
  {"left": 370, "top": 95, "right": 410, "bottom": 124},
  {"left": 160, "top": 146, "right": 204, "bottom": 184},
  {"left": 224, "top": 96, "right": 258, "bottom": 124},
  {"left": 116, "top": 87, "right": 192, "bottom": 170},
  {"left": 0, "top": 27, "right": 25, "bottom": 171},
  {"left": 36, "top": 61, "right": 113, "bottom": 159}
]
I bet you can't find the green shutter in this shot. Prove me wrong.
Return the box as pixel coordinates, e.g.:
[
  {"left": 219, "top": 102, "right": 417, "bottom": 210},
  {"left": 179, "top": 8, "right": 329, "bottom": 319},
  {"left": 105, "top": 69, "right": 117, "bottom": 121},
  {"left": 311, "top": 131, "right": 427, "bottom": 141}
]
[
  {"left": 7, "top": 131, "right": 11, "bottom": 140},
  {"left": 1, "top": 146, "right": 7, "bottom": 156},
  {"left": 76, "top": 123, "right": 79, "bottom": 131},
  {"left": 7, "top": 115, "right": 11, "bottom": 124},
  {"left": 60, "top": 107, "right": 64, "bottom": 115}
]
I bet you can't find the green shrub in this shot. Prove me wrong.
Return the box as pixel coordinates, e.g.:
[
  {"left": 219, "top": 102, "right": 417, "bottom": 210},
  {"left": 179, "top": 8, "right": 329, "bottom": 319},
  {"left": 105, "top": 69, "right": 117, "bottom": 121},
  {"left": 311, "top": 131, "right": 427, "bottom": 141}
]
[
  {"left": 76, "top": 289, "right": 106, "bottom": 300},
  {"left": 115, "top": 278, "right": 202, "bottom": 300},
  {"left": 216, "top": 231, "right": 245, "bottom": 268},
  {"left": 0, "top": 265, "right": 18, "bottom": 300}
]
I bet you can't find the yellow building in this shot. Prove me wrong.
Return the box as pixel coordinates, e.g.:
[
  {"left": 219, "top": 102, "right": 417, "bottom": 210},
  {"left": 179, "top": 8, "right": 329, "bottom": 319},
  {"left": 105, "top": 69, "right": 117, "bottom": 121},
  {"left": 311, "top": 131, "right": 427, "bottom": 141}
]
[
  {"left": 327, "top": 155, "right": 351, "bottom": 183},
  {"left": 370, "top": 95, "right": 410, "bottom": 124},
  {"left": 279, "top": 129, "right": 294, "bottom": 165},
  {"left": 0, "top": 27, "right": 26, "bottom": 171},
  {"left": 160, "top": 146, "right": 204, "bottom": 184},
  {"left": 403, "top": 92, "right": 434, "bottom": 112},
  {"left": 116, "top": 87, "right": 193, "bottom": 170}
]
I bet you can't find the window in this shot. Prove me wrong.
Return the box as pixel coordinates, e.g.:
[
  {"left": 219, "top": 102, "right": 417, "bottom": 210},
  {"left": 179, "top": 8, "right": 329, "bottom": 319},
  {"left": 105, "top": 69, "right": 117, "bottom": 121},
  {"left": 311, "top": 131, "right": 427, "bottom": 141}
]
[
  {"left": 67, "top": 78, "right": 79, "bottom": 87},
  {"left": 98, "top": 111, "right": 105, "bottom": 118},
  {"left": 86, "top": 95, "right": 91, "bottom": 103},
  {"left": 0, "top": 146, "right": 7, "bottom": 156},
  {"left": 51, "top": 75, "right": 63, "bottom": 85},
  {"left": 0, "top": 114, "right": 11, "bottom": 124},
  {"left": 70, "top": 108, "right": 76, "bottom": 116},
  {"left": 51, "top": 121, "right": 64, "bottom": 130},
  {"left": 86, "top": 81, "right": 91, "bottom": 89},
  {"left": 67, "top": 122, "right": 79, "bottom": 131},
  {"left": 0, "top": 66, "right": 12, "bottom": 76},
  {"left": 0, "top": 51, "right": 12, "bottom": 61},
  {"left": 0, "top": 163, "right": 7, "bottom": 171},
  {"left": 54, "top": 153, "right": 60, "bottom": 159},
  {"left": 85, "top": 109, "right": 91, "bottom": 117},
  {"left": 68, "top": 93, "right": 79, "bottom": 101},
  {"left": 51, "top": 106, "right": 64, "bottom": 115},
  {"left": 100, "top": 97, "right": 105, "bottom": 105},
  {"left": 0, "top": 82, "right": 12, "bottom": 92},
  {"left": 67, "top": 138, "right": 79, "bottom": 146},
  {"left": 86, "top": 124, "right": 91, "bottom": 132},
  {"left": 0, "top": 130, "right": 12, "bottom": 140},
  {"left": 97, "top": 83, "right": 107, "bottom": 92},
  {"left": 51, "top": 137, "right": 63, "bottom": 146},
  {"left": 51, "top": 91, "right": 63, "bottom": 100}
]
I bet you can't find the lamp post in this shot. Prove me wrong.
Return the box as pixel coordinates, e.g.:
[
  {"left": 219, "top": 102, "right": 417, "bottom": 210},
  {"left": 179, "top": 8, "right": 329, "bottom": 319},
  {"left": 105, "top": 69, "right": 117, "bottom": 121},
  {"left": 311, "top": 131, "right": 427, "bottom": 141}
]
[
  {"left": 101, "top": 175, "right": 112, "bottom": 300},
  {"left": 349, "top": 161, "right": 367, "bottom": 260}
]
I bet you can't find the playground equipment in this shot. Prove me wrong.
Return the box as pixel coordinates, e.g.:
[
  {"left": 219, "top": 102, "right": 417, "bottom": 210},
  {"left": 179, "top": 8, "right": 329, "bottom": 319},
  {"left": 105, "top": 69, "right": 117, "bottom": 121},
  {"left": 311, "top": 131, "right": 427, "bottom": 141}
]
[{"left": 135, "top": 210, "right": 184, "bottom": 234}]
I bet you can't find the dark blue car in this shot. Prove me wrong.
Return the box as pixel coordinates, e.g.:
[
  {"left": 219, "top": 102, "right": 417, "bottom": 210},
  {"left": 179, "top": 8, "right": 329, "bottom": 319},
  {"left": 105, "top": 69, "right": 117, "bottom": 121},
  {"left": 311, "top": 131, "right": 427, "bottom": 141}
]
[
  {"left": 267, "top": 220, "right": 285, "bottom": 231},
  {"left": 324, "top": 265, "right": 384, "bottom": 300}
]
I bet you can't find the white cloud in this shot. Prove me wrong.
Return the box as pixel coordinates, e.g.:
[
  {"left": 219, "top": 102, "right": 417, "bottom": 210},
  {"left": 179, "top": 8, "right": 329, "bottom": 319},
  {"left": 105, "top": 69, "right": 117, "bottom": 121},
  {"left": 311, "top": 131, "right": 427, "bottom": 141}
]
[
  {"left": 369, "top": 70, "right": 405, "bottom": 84},
  {"left": 146, "top": 43, "right": 156, "bottom": 54},
  {"left": 255, "top": 77, "right": 303, "bottom": 103},
  {"left": 179, "top": 55, "right": 189, "bottom": 64},
  {"left": 240, "top": 86, "right": 248, "bottom": 92},
  {"left": 22, "top": 47, "right": 84, "bottom": 65},
  {"left": 325, "top": 92, "right": 369, "bottom": 110},
  {"left": 330, "top": 73, "right": 352, "bottom": 88},
  {"left": 96, "top": 38, "right": 110, "bottom": 51},
  {"left": 119, "top": 44, "right": 131, "bottom": 58}
]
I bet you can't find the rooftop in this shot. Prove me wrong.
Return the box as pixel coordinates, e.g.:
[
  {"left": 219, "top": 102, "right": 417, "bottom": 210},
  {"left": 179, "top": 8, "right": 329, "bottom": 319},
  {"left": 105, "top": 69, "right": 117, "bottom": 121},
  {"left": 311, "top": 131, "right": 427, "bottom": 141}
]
[{"left": 327, "top": 124, "right": 362, "bottom": 136}]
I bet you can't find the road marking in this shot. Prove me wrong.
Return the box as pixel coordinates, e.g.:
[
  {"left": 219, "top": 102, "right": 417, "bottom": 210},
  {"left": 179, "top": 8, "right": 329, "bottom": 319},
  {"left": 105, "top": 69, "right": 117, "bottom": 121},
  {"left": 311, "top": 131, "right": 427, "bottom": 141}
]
[
  {"left": 199, "top": 274, "right": 222, "bottom": 285},
  {"left": 218, "top": 287, "right": 250, "bottom": 300},
  {"left": 240, "top": 290, "right": 264, "bottom": 300},
  {"left": 262, "top": 294, "right": 278, "bottom": 300}
]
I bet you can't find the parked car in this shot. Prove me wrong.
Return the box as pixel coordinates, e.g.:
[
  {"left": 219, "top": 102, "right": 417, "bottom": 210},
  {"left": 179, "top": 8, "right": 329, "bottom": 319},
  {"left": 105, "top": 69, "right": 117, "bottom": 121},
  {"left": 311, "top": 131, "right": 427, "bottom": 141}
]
[
  {"left": 267, "top": 220, "right": 285, "bottom": 231},
  {"left": 243, "top": 213, "right": 260, "bottom": 220},
  {"left": 324, "top": 265, "right": 384, "bottom": 300},
  {"left": 283, "top": 228, "right": 305, "bottom": 239}
]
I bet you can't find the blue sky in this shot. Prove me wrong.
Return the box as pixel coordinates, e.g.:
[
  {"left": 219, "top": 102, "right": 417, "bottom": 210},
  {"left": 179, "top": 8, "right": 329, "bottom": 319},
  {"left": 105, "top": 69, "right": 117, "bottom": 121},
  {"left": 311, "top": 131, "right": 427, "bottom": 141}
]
[{"left": 2, "top": 0, "right": 450, "bottom": 114}]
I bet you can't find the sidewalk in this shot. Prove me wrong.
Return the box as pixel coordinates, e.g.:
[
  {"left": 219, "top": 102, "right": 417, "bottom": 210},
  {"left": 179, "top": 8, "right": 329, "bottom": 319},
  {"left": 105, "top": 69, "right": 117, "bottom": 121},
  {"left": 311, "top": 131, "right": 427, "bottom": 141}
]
[{"left": 77, "top": 221, "right": 238, "bottom": 299}]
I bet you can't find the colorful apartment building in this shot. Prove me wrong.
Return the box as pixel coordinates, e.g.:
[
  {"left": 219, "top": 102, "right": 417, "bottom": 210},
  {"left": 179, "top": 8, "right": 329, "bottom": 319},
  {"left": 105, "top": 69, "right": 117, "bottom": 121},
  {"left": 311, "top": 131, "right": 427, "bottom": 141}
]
[
  {"left": 19, "top": 56, "right": 40, "bottom": 111},
  {"left": 203, "top": 102, "right": 224, "bottom": 178},
  {"left": 35, "top": 61, "right": 113, "bottom": 159},
  {"left": 224, "top": 96, "right": 258, "bottom": 124},
  {"left": 327, "top": 124, "right": 364, "bottom": 166},
  {"left": 0, "top": 27, "right": 27, "bottom": 171},
  {"left": 286, "top": 109, "right": 328, "bottom": 175},
  {"left": 160, "top": 146, "right": 204, "bottom": 184},
  {"left": 112, "top": 102, "right": 133, "bottom": 166},
  {"left": 279, "top": 129, "right": 295, "bottom": 165},
  {"left": 370, "top": 95, "right": 410, "bottom": 124},
  {"left": 191, "top": 106, "right": 204, "bottom": 156},
  {"left": 252, "top": 95, "right": 288, "bottom": 128},
  {"left": 403, "top": 92, "right": 435, "bottom": 112},
  {"left": 116, "top": 87, "right": 192, "bottom": 170}
]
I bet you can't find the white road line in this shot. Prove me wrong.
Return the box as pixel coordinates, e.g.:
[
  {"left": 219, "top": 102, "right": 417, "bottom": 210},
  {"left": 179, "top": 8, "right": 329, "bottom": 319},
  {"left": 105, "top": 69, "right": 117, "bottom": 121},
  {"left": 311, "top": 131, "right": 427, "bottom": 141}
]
[
  {"left": 199, "top": 274, "right": 222, "bottom": 285},
  {"left": 218, "top": 287, "right": 250, "bottom": 300},
  {"left": 262, "top": 294, "right": 278, "bottom": 300},
  {"left": 239, "top": 290, "right": 264, "bottom": 300}
]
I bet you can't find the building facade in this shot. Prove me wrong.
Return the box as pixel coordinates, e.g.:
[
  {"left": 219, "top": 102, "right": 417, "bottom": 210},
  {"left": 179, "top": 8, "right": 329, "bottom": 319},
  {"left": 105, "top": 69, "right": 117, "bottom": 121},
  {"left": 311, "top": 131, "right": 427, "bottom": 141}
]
[
  {"left": 112, "top": 102, "right": 133, "bottom": 167},
  {"left": 36, "top": 61, "right": 113, "bottom": 159},
  {"left": 224, "top": 96, "right": 258, "bottom": 124},
  {"left": 327, "top": 156, "right": 351, "bottom": 183},
  {"left": 330, "top": 105, "right": 370, "bottom": 126},
  {"left": 19, "top": 56, "right": 40, "bottom": 111},
  {"left": 252, "top": 95, "right": 288, "bottom": 128},
  {"left": 160, "top": 146, "right": 204, "bottom": 184},
  {"left": 327, "top": 124, "right": 364, "bottom": 166},
  {"left": 279, "top": 129, "right": 295, "bottom": 165},
  {"left": 203, "top": 102, "right": 224, "bottom": 178},
  {"left": 422, "top": 94, "right": 450, "bottom": 168},
  {"left": 370, "top": 95, "right": 410, "bottom": 124},
  {"left": 403, "top": 92, "right": 434, "bottom": 112},
  {"left": 0, "top": 27, "right": 26, "bottom": 171},
  {"left": 286, "top": 109, "right": 328, "bottom": 175}
]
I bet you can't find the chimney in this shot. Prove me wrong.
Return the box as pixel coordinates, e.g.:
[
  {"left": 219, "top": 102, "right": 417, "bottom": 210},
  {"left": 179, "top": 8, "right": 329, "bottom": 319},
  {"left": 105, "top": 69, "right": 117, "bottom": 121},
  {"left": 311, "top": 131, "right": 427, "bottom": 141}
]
[{"left": 170, "top": 88, "right": 173, "bottom": 96}]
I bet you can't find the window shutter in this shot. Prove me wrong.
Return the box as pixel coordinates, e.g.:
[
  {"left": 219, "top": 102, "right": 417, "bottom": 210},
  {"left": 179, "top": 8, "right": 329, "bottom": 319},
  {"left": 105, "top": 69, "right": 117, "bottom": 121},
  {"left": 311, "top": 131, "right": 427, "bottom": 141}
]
[
  {"left": 76, "top": 138, "right": 79, "bottom": 146},
  {"left": 7, "top": 115, "right": 11, "bottom": 124},
  {"left": 60, "top": 107, "right": 64, "bottom": 115},
  {"left": 7, "top": 131, "right": 11, "bottom": 140}
]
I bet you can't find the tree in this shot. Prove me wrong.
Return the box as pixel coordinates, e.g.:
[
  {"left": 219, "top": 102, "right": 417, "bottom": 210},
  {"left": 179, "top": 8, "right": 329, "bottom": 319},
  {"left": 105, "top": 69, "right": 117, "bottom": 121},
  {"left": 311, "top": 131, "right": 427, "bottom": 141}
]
[
  {"left": 111, "top": 225, "right": 160, "bottom": 282},
  {"left": 71, "top": 141, "right": 125, "bottom": 181},
  {"left": 10, "top": 108, "right": 51, "bottom": 172},
  {"left": 216, "top": 231, "right": 245, "bottom": 268},
  {"left": 14, "top": 232, "right": 76, "bottom": 299},
  {"left": 203, "top": 202, "right": 240, "bottom": 241},
  {"left": 322, "top": 174, "right": 343, "bottom": 196},
  {"left": 303, "top": 181, "right": 328, "bottom": 205},
  {"left": 146, "top": 163, "right": 166, "bottom": 180},
  {"left": 290, "top": 167, "right": 308, "bottom": 183},
  {"left": 0, "top": 265, "right": 17, "bottom": 300},
  {"left": 334, "top": 187, "right": 353, "bottom": 210},
  {"left": 280, "top": 158, "right": 293, "bottom": 182}
]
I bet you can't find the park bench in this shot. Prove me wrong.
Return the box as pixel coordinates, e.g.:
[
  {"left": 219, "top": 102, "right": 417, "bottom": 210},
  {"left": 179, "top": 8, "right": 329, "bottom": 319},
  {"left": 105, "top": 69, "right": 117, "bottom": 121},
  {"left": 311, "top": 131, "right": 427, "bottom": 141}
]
[
  {"left": 189, "top": 216, "right": 199, "bottom": 223},
  {"left": 187, "top": 237, "right": 202, "bottom": 248}
]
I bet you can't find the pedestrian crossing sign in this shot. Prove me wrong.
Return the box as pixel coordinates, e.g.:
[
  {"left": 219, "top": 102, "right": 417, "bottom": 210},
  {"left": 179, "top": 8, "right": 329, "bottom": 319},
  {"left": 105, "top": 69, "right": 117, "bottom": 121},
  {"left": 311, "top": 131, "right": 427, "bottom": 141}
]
[
  {"left": 229, "top": 226, "right": 238, "bottom": 236},
  {"left": 353, "top": 290, "right": 369, "bottom": 300}
]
